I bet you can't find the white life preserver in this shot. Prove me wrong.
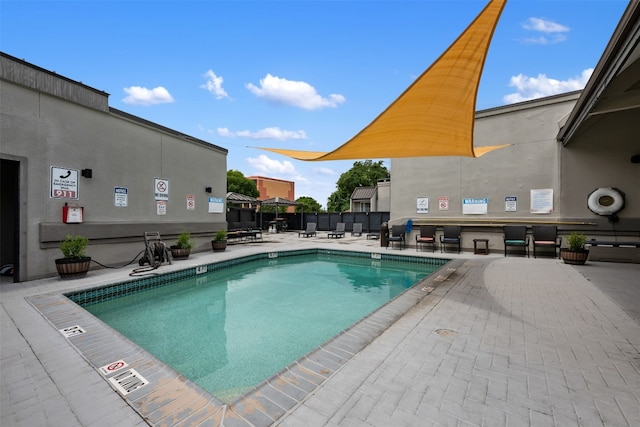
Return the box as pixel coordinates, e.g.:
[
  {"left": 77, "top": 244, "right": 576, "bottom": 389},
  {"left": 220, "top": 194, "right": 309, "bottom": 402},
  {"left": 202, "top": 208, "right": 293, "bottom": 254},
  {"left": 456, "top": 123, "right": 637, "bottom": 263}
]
[{"left": 587, "top": 187, "right": 625, "bottom": 216}]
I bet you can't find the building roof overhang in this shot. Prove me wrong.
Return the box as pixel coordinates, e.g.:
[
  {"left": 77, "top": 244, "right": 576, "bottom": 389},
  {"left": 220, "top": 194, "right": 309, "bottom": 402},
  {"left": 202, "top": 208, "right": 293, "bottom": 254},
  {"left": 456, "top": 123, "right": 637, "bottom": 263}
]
[{"left": 557, "top": 1, "right": 640, "bottom": 146}]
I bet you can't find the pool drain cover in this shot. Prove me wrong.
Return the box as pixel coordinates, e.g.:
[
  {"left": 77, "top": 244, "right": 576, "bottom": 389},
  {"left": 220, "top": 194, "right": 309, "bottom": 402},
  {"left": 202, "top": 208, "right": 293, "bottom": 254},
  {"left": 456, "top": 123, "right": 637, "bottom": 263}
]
[{"left": 108, "top": 369, "right": 148, "bottom": 395}]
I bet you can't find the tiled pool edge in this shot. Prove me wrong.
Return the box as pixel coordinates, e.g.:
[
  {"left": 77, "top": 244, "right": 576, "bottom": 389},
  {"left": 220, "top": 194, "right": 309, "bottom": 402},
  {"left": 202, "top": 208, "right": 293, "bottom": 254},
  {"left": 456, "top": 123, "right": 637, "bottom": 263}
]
[{"left": 27, "top": 250, "right": 459, "bottom": 427}]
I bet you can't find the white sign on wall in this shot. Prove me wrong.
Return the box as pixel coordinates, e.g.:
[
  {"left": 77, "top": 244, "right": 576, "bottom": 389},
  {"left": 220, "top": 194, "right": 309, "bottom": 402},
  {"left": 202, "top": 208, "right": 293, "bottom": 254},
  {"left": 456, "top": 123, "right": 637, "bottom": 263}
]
[
  {"left": 50, "top": 166, "right": 79, "bottom": 199},
  {"left": 115, "top": 187, "right": 128, "bottom": 207},
  {"left": 505, "top": 196, "right": 517, "bottom": 212},
  {"left": 438, "top": 196, "right": 449, "bottom": 211},
  {"left": 186, "top": 194, "right": 195, "bottom": 211},
  {"left": 154, "top": 178, "right": 169, "bottom": 201},
  {"left": 417, "top": 197, "right": 429, "bottom": 213},
  {"left": 530, "top": 189, "right": 553, "bottom": 214},
  {"left": 208, "top": 197, "right": 224, "bottom": 213},
  {"left": 463, "top": 198, "right": 488, "bottom": 214},
  {"left": 156, "top": 201, "right": 167, "bottom": 215}
]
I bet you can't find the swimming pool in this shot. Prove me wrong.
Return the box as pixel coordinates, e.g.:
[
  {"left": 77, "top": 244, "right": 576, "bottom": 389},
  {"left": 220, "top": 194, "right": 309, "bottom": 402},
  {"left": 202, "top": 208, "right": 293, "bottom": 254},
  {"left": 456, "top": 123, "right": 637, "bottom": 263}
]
[{"left": 75, "top": 251, "right": 443, "bottom": 402}]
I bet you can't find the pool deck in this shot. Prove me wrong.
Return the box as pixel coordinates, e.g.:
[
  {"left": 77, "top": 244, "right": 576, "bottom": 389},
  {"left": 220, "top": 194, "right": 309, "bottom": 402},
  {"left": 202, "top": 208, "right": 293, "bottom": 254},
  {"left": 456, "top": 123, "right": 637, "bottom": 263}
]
[{"left": 2, "top": 232, "right": 639, "bottom": 426}]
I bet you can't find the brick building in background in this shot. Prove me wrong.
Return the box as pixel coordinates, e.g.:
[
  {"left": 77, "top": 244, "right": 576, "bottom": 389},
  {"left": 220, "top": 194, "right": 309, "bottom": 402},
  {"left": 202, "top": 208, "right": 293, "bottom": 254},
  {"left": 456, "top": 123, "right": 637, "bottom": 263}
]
[{"left": 248, "top": 176, "right": 296, "bottom": 213}]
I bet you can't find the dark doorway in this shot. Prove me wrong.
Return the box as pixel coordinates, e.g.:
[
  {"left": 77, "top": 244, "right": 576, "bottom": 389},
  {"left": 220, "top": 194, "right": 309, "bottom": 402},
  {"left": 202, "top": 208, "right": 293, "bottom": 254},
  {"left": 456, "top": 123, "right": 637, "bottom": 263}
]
[{"left": 1, "top": 159, "right": 20, "bottom": 283}]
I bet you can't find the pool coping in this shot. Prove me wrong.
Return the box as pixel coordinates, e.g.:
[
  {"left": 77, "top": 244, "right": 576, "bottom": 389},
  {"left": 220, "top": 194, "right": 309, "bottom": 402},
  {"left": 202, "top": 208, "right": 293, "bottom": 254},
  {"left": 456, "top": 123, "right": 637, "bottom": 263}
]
[{"left": 26, "top": 248, "right": 458, "bottom": 427}]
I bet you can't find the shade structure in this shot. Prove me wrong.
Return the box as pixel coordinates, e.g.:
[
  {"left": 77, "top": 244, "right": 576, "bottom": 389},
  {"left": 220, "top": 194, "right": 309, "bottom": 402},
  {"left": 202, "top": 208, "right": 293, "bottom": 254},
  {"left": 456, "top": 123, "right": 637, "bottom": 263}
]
[
  {"left": 260, "top": 0, "right": 509, "bottom": 161},
  {"left": 260, "top": 196, "right": 298, "bottom": 207}
]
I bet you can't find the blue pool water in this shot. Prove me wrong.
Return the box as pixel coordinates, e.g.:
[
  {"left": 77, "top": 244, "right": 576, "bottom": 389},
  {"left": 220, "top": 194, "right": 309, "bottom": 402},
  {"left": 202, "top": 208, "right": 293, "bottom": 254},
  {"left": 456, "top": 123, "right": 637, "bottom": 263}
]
[{"left": 84, "top": 253, "right": 440, "bottom": 402}]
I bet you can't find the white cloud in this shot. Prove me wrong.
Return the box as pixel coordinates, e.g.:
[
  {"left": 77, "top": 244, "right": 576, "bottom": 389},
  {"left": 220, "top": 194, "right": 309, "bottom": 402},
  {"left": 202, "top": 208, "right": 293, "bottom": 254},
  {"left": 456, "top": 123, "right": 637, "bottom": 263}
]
[
  {"left": 522, "top": 17, "right": 569, "bottom": 44},
  {"left": 245, "top": 73, "right": 346, "bottom": 110},
  {"left": 217, "top": 127, "right": 307, "bottom": 140},
  {"left": 503, "top": 68, "right": 593, "bottom": 104},
  {"left": 122, "top": 86, "right": 174, "bottom": 105},
  {"left": 314, "top": 167, "right": 335, "bottom": 176},
  {"left": 246, "top": 154, "right": 298, "bottom": 175},
  {"left": 523, "top": 17, "right": 569, "bottom": 33},
  {"left": 201, "top": 69, "right": 229, "bottom": 99}
]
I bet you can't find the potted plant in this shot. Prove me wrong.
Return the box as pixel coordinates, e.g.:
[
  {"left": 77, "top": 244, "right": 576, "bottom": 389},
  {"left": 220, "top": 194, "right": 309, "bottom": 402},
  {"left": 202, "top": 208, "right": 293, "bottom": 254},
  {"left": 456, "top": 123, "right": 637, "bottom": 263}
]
[
  {"left": 55, "top": 234, "right": 91, "bottom": 278},
  {"left": 170, "top": 232, "right": 194, "bottom": 259},
  {"left": 211, "top": 229, "right": 228, "bottom": 252},
  {"left": 560, "top": 232, "right": 589, "bottom": 265}
]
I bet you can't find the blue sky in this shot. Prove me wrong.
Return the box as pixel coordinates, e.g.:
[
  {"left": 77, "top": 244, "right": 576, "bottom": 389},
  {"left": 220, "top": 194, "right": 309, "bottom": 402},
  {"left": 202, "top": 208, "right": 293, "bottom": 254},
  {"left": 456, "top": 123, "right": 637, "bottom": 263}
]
[{"left": 1, "top": 0, "right": 628, "bottom": 208}]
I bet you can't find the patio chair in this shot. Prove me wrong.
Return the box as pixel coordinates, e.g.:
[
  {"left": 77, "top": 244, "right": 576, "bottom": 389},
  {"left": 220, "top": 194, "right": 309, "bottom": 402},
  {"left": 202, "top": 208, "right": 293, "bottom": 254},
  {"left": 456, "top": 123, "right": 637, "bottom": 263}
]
[
  {"left": 388, "top": 225, "right": 406, "bottom": 250},
  {"left": 298, "top": 222, "right": 317, "bottom": 238},
  {"left": 351, "top": 223, "right": 363, "bottom": 237},
  {"left": 532, "top": 225, "right": 562, "bottom": 258},
  {"left": 503, "top": 225, "right": 529, "bottom": 257},
  {"left": 440, "top": 226, "right": 461, "bottom": 253},
  {"left": 328, "top": 222, "right": 346, "bottom": 238},
  {"left": 416, "top": 225, "right": 437, "bottom": 252}
]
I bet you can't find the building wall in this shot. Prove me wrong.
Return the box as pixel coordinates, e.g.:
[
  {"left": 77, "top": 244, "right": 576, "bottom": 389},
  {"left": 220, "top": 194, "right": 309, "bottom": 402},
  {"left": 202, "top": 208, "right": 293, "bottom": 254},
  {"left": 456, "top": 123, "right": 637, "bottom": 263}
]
[
  {"left": 1, "top": 55, "right": 228, "bottom": 281},
  {"left": 560, "top": 108, "right": 638, "bottom": 225},
  {"left": 249, "top": 176, "right": 295, "bottom": 213},
  {"left": 389, "top": 91, "right": 639, "bottom": 251}
]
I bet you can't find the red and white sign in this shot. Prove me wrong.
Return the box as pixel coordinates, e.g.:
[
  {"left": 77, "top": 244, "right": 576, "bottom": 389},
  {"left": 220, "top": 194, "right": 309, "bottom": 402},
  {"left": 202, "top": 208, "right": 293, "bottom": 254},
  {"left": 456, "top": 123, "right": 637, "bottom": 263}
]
[
  {"left": 186, "top": 194, "right": 195, "bottom": 210},
  {"left": 100, "top": 360, "right": 129, "bottom": 375},
  {"left": 438, "top": 197, "right": 449, "bottom": 210}
]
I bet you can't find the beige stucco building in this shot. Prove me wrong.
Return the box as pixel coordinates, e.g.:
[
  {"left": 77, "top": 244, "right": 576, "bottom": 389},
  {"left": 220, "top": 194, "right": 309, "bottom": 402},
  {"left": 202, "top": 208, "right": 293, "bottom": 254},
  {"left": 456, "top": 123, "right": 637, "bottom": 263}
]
[
  {"left": 1, "top": 53, "right": 228, "bottom": 282},
  {"left": 390, "top": 1, "right": 639, "bottom": 256}
]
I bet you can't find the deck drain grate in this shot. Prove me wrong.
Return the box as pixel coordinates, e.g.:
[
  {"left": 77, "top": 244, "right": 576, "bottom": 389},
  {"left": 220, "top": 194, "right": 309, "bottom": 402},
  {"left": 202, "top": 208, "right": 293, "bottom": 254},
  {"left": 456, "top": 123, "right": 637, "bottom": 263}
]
[
  {"left": 108, "top": 369, "right": 149, "bottom": 395},
  {"left": 59, "top": 325, "right": 86, "bottom": 338}
]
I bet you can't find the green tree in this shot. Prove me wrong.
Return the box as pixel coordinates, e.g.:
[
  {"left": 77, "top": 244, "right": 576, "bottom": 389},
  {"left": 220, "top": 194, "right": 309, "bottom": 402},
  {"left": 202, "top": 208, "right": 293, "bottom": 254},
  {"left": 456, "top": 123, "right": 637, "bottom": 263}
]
[
  {"left": 227, "top": 170, "right": 259, "bottom": 198},
  {"left": 327, "top": 160, "right": 389, "bottom": 212},
  {"left": 295, "top": 196, "right": 322, "bottom": 213}
]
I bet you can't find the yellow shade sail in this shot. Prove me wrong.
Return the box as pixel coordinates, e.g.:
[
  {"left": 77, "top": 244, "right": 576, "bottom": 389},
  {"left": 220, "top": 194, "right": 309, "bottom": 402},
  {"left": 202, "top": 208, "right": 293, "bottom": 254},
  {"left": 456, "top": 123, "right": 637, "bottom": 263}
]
[{"left": 260, "top": 0, "right": 509, "bottom": 161}]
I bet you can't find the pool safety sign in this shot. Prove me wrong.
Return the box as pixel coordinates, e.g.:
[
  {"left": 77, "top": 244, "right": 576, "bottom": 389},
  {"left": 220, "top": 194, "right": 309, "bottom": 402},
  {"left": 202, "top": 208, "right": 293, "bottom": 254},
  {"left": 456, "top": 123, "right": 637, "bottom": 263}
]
[
  {"left": 208, "top": 197, "right": 224, "bottom": 213},
  {"left": 100, "top": 360, "right": 129, "bottom": 375},
  {"left": 115, "top": 187, "right": 128, "bottom": 207},
  {"left": 186, "top": 194, "right": 195, "bottom": 210},
  {"left": 463, "top": 198, "right": 488, "bottom": 214},
  {"left": 531, "top": 189, "right": 553, "bottom": 214},
  {"left": 157, "top": 201, "right": 167, "bottom": 215},
  {"left": 154, "top": 178, "right": 169, "bottom": 201},
  {"left": 505, "top": 196, "right": 517, "bottom": 212},
  {"left": 438, "top": 196, "right": 449, "bottom": 211},
  {"left": 50, "top": 166, "right": 79, "bottom": 199},
  {"left": 417, "top": 197, "right": 429, "bottom": 213}
]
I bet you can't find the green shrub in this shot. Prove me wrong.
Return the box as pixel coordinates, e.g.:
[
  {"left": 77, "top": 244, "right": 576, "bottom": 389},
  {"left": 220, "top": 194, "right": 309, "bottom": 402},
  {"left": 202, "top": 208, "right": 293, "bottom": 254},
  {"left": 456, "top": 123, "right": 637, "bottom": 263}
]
[
  {"left": 59, "top": 234, "right": 88, "bottom": 259},
  {"left": 175, "top": 232, "right": 194, "bottom": 249},
  {"left": 567, "top": 232, "right": 586, "bottom": 251},
  {"left": 214, "top": 230, "right": 227, "bottom": 241}
]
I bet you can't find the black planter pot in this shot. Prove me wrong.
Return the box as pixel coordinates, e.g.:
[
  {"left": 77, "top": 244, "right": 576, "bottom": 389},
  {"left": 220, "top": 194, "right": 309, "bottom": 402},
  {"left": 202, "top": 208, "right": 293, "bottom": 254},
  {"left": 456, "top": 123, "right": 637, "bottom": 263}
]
[
  {"left": 211, "top": 240, "right": 227, "bottom": 252},
  {"left": 560, "top": 249, "right": 589, "bottom": 265},
  {"left": 170, "top": 246, "right": 191, "bottom": 259},
  {"left": 55, "top": 257, "right": 91, "bottom": 278}
]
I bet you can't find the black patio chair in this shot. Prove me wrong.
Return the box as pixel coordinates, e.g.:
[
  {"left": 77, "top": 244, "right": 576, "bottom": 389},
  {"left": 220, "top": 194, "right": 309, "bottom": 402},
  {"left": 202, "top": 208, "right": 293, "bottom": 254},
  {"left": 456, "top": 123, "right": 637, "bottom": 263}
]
[
  {"left": 503, "top": 225, "right": 529, "bottom": 257},
  {"left": 440, "top": 226, "right": 461, "bottom": 253},
  {"left": 532, "top": 225, "right": 562, "bottom": 258},
  {"left": 416, "top": 225, "right": 437, "bottom": 252}
]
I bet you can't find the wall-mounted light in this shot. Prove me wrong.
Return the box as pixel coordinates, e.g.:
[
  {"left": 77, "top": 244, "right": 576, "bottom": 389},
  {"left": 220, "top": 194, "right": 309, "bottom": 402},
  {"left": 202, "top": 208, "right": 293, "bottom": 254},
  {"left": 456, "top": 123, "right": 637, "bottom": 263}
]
[
  {"left": 81, "top": 168, "right": 93, "bottom": 178},
  {"left": 205, "top": 187, "right": 212, "bottom": 193}
]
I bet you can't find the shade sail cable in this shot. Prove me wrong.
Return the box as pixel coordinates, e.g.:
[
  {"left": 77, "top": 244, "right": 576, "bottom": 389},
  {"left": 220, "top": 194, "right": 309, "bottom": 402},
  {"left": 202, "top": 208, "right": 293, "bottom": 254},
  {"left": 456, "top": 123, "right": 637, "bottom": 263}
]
[{"left": 258, "top": 0, "right": 509, "bottom": 161}]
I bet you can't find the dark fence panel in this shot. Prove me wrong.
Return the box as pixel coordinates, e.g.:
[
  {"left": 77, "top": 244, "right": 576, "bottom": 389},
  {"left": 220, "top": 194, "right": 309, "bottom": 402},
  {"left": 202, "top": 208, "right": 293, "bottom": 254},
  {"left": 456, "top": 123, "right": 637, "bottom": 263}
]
[
  {"left": 230, "top": 208, "right": 390, "bottom": 233},
  {"left": 301, "top": 212, "right": 390, "bottom": 233}
]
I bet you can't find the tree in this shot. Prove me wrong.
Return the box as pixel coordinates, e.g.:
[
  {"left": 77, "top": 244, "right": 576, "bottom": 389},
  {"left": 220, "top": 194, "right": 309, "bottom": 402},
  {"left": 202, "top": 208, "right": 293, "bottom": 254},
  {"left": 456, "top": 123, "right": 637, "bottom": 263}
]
[
  {"left": 227, "top": 170, "right": 259, "bottom": 198},
  {"left": 327, "top": 160, "right": 389, "bottom": 212},
  {"left": 295, "top": 196, "right": 322, "bottom": 213}
]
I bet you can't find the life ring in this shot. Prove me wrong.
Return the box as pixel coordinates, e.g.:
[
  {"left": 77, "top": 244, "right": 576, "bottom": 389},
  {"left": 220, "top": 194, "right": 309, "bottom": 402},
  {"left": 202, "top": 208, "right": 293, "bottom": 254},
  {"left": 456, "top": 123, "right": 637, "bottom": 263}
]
[{"left": 587, "top": 187, "right": 625, "bottom": 216}]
